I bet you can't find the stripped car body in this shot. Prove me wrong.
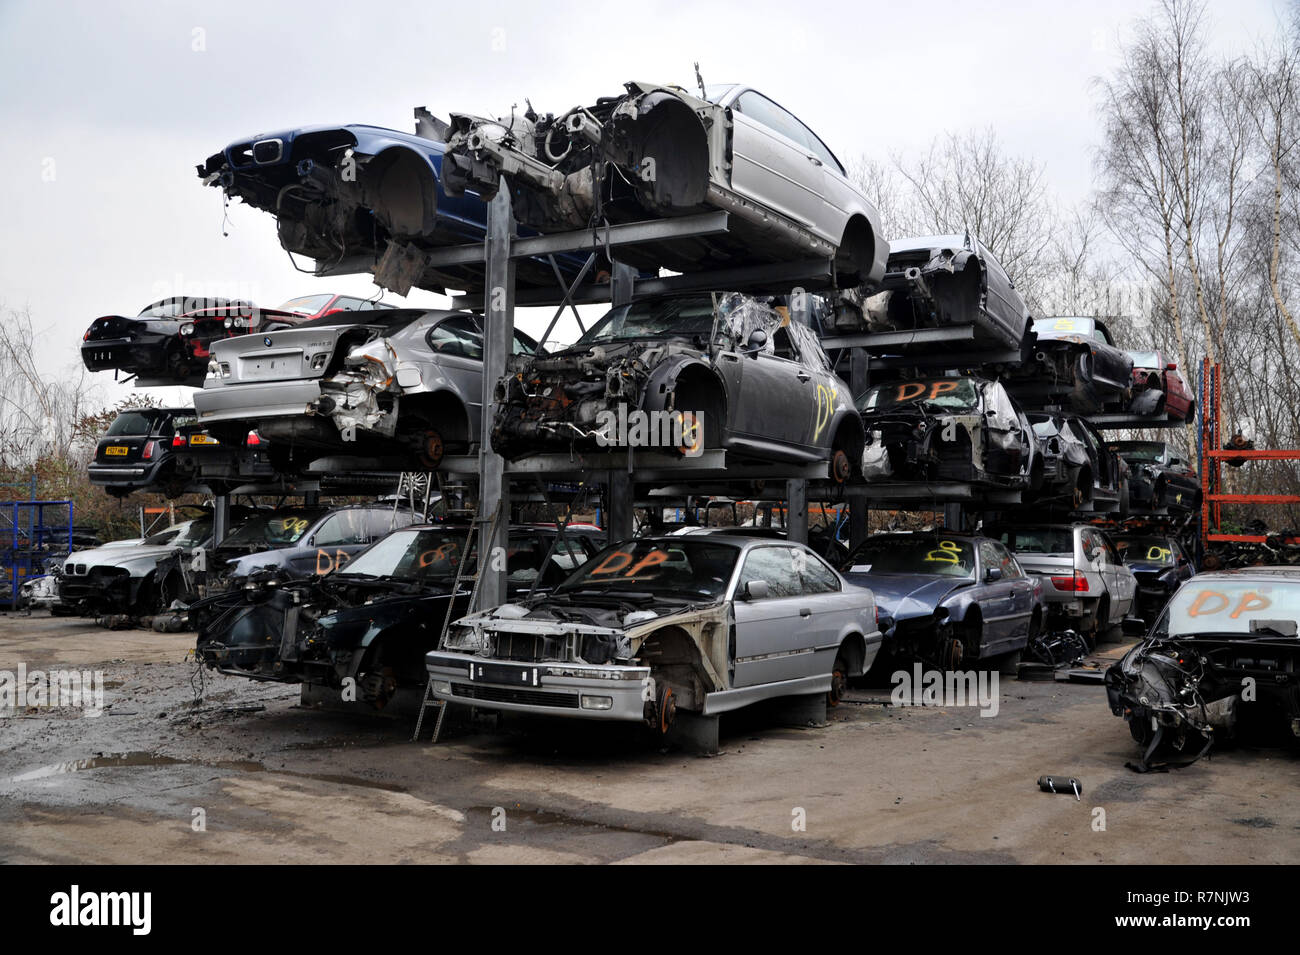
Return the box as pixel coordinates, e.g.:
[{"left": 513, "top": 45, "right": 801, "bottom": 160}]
[
  {"left": 194, "top": 523, "right": 602, "bottom": 709},
  {"left": 835, "top": 233, "right": 1032, "bottom": 357},
  {"left": 1109, "top": 441, "right": 1202, "bottom": 515},
  {"left": 197, "top": 120, "right": 587, "bottom": 296},
  {"left": 1005, "top": 316, "right": 1133, "bottom": 414},
  {"left": 1105, "top": 569, "right": 1300, "bottom": 770},
  {"left": 492, "top": 293, "right": 864, "bottom": 481},
  {"left": 857, "top": 376, "right": 1041, "bottom": 491},
  {"left": 1027, "top": 411, "right": 1126, "bottom": 513},
  {"left": 1128, "top": 350, "right": 1195, "bottom": 421},
  {"left": 426, "top": 536, "right": 882, "bottom": 730},
  {"left": 195, "top": 308, "right": 538, "bottom": 470},
  {"left": 442, "top": 83, "right": 887, "bottom": 282},
  {"left": 82, "top": 297, "right": 251, "bottom": 385},
  {"left": 840, "top": 531, "right": 1042, "bottom": 668}
]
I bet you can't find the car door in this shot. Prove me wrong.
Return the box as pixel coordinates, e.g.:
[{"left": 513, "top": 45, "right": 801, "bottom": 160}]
[
  {"left": 728, "top": 90, "right": 827, "bottom": 231},
  {"left": 972, "top": 239, "right": 1028, "bottom": 344},
  {"left": 1096, "top": 531, "right": 1136, "bottom": 621},
  {"left": 733, "top": 325, "right": 816, "bottom": 450},
  {"left": 989, "top": 541, "right": 1035, "bottom": 645},
  {"left": 296, "top": 510, "right": 376, "bottom": 576},
  {"left": 976, "top": 539, "right": 1018, "bottom": 647},
  {"left": 730, "top": 545, "right": 819, "bottom": 687}
]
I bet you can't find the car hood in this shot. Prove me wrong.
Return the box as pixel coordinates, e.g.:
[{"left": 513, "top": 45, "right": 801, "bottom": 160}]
[
  {"left": 841, "top": 573, "right": 969, "bottom": 622},
  {"left": 68, "top": 542, "right": 194, "bottom": 570}
]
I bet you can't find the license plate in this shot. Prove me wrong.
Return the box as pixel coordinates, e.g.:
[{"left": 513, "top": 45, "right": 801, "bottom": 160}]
[
  {"left": 467, "top": 661, "right": 540, "bottom": 686},
  {"left": 188, "top": 434, "right": 218, "bottom": 445},
  {"left": 105, "top": 446, "right": 128, "bottom": 456}
]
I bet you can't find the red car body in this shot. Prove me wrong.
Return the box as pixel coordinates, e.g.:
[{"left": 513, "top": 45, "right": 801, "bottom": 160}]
[
  {"left": 276, "top": 292, "right": 397, "bottom": 321},
  {"left": 1129, "top": 350, "right": 1195, "bottom": 422}
]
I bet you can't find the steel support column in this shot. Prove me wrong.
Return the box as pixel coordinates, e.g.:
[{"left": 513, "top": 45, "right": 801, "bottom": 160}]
[
  {"left": 786, "top": 479, "right": 808, "bottom": 545},
  {"left": 478, "top": 184, "right": 515, "bottom": 610},
  {"left": 605, "top": 262, "right": 639, "bottom": 541}
]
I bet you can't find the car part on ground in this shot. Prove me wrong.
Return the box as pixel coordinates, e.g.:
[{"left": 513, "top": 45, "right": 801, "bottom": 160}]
[
  {"left": 1004, "top": 316, "right": 1133, "bottom": 415},
  {"left": 857, "top": 376, "right": 1041, "bottom": 492},
  {"left": 1105, "top": 568, "right": 1300, "bottom": 771},
  {"left": 492, "top": 293, "right": 863, "bottom": 481},
  {"left": 990, "top": 523, "right": 1137, "bottom": 645},
  {"left": 840, "top": 531, "right": 1042, "bottom": 667},
  {"left": 194, "top": 523, "right": 603, "bottom": 709},
  {"left": 1024, "top": 629, "right": 1091, "bottom": 668},
  {"left": 195, "top": 308, "right": 537, "bottom": 472},
  {"left": 88, "top": 408, "right": 198, "bottom": 498},
  {"left": 834, "top": 233, "right": 1032, "bottom": 357},
  {"left": 197, "top": 120, "right": 590, "bottom": 296},
  {"left": 1109, "top": 441, "right": 1202, "bottom": 515},
  {"left": 442, "top": 83, "right": 887, "bottom": 283},
  {"left": 425, "top": 536, "right": 882, "bottom": 733}
]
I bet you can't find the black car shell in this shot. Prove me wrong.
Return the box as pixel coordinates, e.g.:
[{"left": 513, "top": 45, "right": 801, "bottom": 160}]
[{"left": 89, "top": 407, "right": 197, "bottom": 497}]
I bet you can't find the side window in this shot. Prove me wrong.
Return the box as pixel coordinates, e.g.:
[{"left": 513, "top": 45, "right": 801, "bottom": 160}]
[
  {"left": 313, "top": 511, "right": 368, "bottom": 547},
  {"left": 799, "top": 122, "right": 841, "bottom": 171},
  {"left": 734, "top": 92, "right": 811, "bottom": 150},
  {"left": 799, "top": 553, "right": 841, "bottom": 594},
  {"left": 771, "top": 326, "right": 799, "bottom": 361},
  {"left": 333, "top": 297, "right": 366, "bottom": 311},
  {"left": 512, "top": 329, "right": 538, "bottom": 355},
  {"left": 426, "top": 316, "right": 484, "bottom": 360},
  {"left": 989, "top": 542, "right": 1021, "bottom": 579},
  {"left": 363, "top": 509, "right": 411, "bottom": 541},
  {"left": 737, "top": 546, "right": 801, "bottom": 598}
]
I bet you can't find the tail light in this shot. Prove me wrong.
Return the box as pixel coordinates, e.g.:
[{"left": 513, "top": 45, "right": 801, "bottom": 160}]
[
  {"left": 1050, "top": 572, "right": 1089, "bottom": 592},
  {"left": 171, "top": 435, "right": 186, "bottom": 447},
  {"left": 245, "top": 431, "right": 262, "bottom": 446},
  {"left": 142, "top": 440, "right": 158, "bottom": 460}
]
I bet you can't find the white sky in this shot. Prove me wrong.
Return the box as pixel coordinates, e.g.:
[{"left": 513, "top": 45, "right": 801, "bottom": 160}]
[{"left": 0, "top": 0, "right": 1290, "bottom": 409}]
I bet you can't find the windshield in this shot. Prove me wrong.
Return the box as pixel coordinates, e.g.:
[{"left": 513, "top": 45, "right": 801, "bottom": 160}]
[
  {"left": 1129, "top": 351, "right": 1159, "bottom": 368},
  {"left": 858, "top": 378, "right": 978, "bottom": 414},
  {"left": 1161, "top": 579, "right": 1300, "bottom": 637},
  {"left": 223, "top": 508, "right": 326, "bottom": 548},
  {"left": 576, "top": 297, "right": 718, "bottom": 347},
  {"left": 278, "top": 294, "right": 334, "bottom": 315},
  {"left": 997, "top": 527, "right": 1075, "bottom": 556},
  {"left": 340, "top": 528, "right": 468, "bottom": 582},
  {"left": 1115, "top": 537, "right": 1176, "bottom": 565},
  {"left": 144, "top": 519, "right": 211, "bottom": 548},
  {"left": 1112, "top": 442, "right": 1164, "bottom": 463},
  {"left": 557, "top": 539, "right": 738, "bottom": 600},
  {"left": 845, "top": 537, "right": 975, "bottom": 578},
  {"left": 1035, "top": 316, "right": 1094, "bottom": 338},
  {"left": 106, "top": 411, "right": 163, "bottom": 436}
]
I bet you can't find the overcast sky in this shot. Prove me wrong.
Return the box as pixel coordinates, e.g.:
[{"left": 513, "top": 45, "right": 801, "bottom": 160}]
[{"left": 0, "top": 0, "right": 1290, "bottom": 409}]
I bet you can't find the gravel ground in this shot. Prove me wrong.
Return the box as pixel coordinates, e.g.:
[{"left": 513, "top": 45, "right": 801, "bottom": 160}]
[{"left": 1, "top": 609, "right": 1297, "bottom": 864}]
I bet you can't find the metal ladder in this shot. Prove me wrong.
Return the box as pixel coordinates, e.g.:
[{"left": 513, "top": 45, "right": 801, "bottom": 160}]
[{"left": 411, "top": 501, "right": 501, "bottom": 743}]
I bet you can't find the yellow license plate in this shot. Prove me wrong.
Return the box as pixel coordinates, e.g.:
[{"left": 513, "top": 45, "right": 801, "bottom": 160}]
[
  {"left": 188, "top": 434, "right": 219, "bottom": 445},
  {"left": 105, "top": 446, "right": 129, "bottom": 456}
]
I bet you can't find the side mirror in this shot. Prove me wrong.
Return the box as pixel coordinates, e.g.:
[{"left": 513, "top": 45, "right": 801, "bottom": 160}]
[
  {"left": 744, "top": 329, "right": 768, "bottom": 354},
  {"left": 1121, "top": 617, "right": 1147, "bottom": 637},
  {"left": 742, "top": 579, "right": 770, "bottom": 600},
  {"left": 985, "top": 566, "right": 1003, "bottom": 582},
  {"left": 307, "top": 535, "right": 315, "bottom": 547}
]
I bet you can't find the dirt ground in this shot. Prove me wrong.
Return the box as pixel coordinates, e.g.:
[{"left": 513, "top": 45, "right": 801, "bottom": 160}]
[{"left": 1, "top": 609, "right": 1296, "bottom": 864}]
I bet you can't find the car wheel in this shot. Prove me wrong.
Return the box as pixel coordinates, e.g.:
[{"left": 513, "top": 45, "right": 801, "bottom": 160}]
[
  {"left": 654, "top": 683, "right": 676, "bottom": 738},
  {"left": 828, "top": 448, "right": 852, "bottom": 484},
  {"left": 415, "top": 429, "right": 445, "bottom": 470}
]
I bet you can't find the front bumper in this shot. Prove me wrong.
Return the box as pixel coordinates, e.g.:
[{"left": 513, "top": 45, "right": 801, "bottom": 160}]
[{"left": 426, "top": 651, "right": 652, "bottom": 721}]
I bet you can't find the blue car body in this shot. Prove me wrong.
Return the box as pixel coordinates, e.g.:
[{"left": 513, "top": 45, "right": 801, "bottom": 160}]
[
  {"left": 198, "top": 122, "right": 590, "bottom": 295},
  {"left": 840, "top": 532, "right": 1042, "bottom": 664}
]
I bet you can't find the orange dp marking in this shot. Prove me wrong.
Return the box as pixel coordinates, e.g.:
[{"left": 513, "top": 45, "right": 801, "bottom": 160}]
[
  {"left": 1186, "top": 590, "right": 1272, "bottom": 618},
  {"left": 895, "top": 381, "right": 959, "bottom": 402},
  {"left": 590, "top": 550, "right": 669, "bottom": 577},
  {"left": 418, "top": 544, "right": 458, "bottom": 567}
]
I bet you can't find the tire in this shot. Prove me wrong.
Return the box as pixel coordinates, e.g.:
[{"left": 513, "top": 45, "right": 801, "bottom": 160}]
[{"left": 828, "top": 651, "right": 848, "bottom": 707}]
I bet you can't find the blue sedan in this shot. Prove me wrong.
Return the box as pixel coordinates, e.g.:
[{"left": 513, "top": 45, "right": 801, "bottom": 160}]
[
  {"left": 839, "top": 532, "right": 1043, "bottom": 668},
  {"left": 197, "top": 122, "right": 589, "bottom": 295}
]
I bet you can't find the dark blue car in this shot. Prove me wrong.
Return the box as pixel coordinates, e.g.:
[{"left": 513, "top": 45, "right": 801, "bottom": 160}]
[
  {"left": 839, "top": 532, "right": 1043, "bottom": 668},
  {"left": 1113, "top": 533, "right": 1195, "bottom": 624},
  {"left": 197, "top": 121, "right": 589, "bottom": 296}
]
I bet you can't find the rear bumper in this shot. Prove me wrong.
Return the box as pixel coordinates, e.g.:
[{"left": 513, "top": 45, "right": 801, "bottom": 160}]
[
  {"left": 194, "top": 380, "right": 323, "bottom": 423},
  {"left": 81, "top": 337, "right": 171, "bottom": 374},
  {"left": 88, "top": 459, "right": 169, "bottom": 488}
]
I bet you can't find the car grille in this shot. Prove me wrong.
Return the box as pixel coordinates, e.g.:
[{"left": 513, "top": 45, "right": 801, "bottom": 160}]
[{"left": 450, "top": 682, "right": 579, "bottom": 709}]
